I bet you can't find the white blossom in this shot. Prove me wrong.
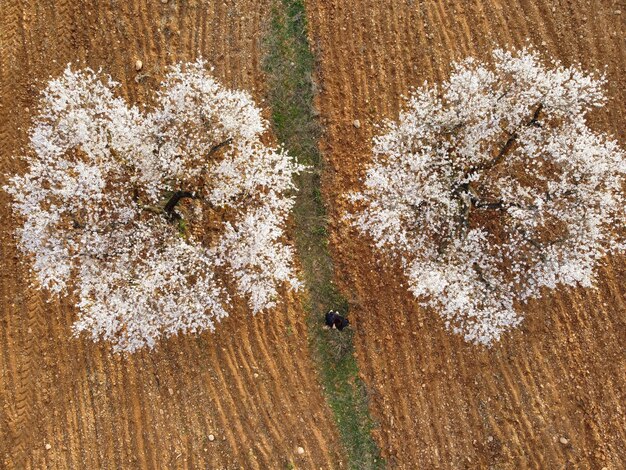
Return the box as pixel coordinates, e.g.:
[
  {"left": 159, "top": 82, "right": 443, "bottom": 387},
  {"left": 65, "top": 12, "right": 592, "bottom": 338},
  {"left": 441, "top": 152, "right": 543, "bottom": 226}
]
[
  {"left": 5, "top": 60, "right": 304, "bottom": 352},
  {"left": 348, "top": 48, "right": 626, "bottom": 345}
]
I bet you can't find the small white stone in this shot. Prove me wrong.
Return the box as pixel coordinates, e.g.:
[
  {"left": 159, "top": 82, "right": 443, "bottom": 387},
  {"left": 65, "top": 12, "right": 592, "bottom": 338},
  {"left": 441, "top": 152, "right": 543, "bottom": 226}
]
[
  {"left": 168, "top": 387, "right": 174, "bottom": 396},
  {"left": 135, "top": 60, "right": 143, "bottom": 71},
  {"left": 352, "top": 119, "right": 361, "bottom": 129},
  {"left": 559, "top": 437, "right": 569, "bottom": 445},
  {"left": 487, "top": 436, "right": 493, "bottom": 443},
  {"left": 296, "top": 446, "right": 305, "bottom": 455},
  {"left": 208, "top": 434, "right": 215, "bottom": 442},
  {"left": 45, "top": 443, "right": 52, "bottom": 450},
  {"left": 253, "top": 372, "right": 259, "bottom": 378}
]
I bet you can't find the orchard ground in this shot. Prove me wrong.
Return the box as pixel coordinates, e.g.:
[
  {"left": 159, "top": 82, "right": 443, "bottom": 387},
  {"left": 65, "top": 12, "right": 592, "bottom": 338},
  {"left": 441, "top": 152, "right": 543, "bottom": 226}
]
[
  {"left": 0, "top": 0, "right": 625, "bottom": 469},
  {"left": 307, "top": 0, "right": 626, "bottom": 468},
  {"left": 0, "top": 1, "right": 343, "bottom": 468}
]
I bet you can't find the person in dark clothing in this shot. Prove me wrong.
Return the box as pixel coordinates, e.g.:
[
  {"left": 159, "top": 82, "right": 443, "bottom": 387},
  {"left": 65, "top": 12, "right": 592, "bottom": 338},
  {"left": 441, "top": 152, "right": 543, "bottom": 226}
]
[
  {"left": 334, "top": 315, "right": 349, "bottom": 331},
  {"left": 325, "top": 310, "right": 349, "bottom": 331},
  {"left": 325, "top": 310, "right": 338, "bottom": 328}
]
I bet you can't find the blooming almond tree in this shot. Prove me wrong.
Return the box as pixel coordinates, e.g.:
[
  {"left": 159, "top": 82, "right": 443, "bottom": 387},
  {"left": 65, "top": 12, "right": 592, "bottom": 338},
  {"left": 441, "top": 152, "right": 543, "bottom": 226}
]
[
  {"left": 349, "top": 48, "right": 626, "bottom": 345},
  {"left": 5, "top": 60, "right": 303, "bottom": 352}
]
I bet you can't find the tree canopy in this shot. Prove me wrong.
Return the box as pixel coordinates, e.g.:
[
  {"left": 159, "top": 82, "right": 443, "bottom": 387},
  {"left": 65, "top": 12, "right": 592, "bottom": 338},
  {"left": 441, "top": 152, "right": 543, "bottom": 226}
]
[
  {"left": 6, "top": 60, "right": 303, "bottom": 352},
  {"left": 349, "top": 48, "right": 626, "bottom": 345}
]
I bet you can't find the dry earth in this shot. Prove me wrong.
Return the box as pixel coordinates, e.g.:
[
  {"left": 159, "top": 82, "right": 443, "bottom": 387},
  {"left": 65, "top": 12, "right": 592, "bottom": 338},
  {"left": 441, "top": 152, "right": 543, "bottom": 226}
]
[
  {"left": 307, "top": 0, "right": 626, "bottom": 468},
  {"left": 0, "top": 1, "right": 344, "bottom": 468}
]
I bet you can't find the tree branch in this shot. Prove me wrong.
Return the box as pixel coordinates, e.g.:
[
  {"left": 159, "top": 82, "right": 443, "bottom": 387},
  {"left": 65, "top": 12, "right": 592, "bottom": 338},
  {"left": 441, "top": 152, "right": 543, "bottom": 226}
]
[
  {"left": 207, "top": 137, "right": 233, "bottom": 158},
  {"left": 477, "top": 103, "right": 543, "bottom": 174},
  {"left": 164, "top": 191, "right": 198, "bottom": 219},
  {"left": 472, "top": 262, "right": 491, "bottom": 289},
  {"left": 450, "top": 103, "right": 544, "bottom": 224},
  {"left": 473, "top": 199, "right": 538, "bottom": 212}
]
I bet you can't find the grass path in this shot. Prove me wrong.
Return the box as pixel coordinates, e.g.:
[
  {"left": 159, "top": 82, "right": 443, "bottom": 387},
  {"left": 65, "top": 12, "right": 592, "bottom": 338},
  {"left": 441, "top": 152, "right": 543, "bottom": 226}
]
[{"left": 263, "top": 1, "right": 384, "bottom": 468}]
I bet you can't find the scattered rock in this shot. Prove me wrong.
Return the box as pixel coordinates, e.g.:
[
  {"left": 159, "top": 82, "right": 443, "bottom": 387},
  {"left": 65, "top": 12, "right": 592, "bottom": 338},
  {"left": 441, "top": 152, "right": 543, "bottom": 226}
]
[
  {"left": 487, "top": 436, "right": 494, "bottom": 443},
  {"left": 45, "top": 443, "right": 51, "bottom": 450},
  {"left": 559, "top": 437, "right": 569, "bottom": 445},
  {"left": 296, "top": 446, "right": 305, "bottom": 455},
  {"left": 352, "top": 119, "right": 361, "bottom": 129},
  {"left": 208, "top": 434, "right": 215, "bottom": 442},
  {"left": 135, "top": 60, "right": 143, "bottom": 71},
  {"left": 615, "top": 10, "right": 621, "bottom": 15},
  {"left": 161, "top": 0, "right": 169, "bottom": 3},
  {"left": 253, "top": 372, "right": 259, "bottom": 378},
  {"left": 168, "top": 387, "right": 174, "bottom": 396}
]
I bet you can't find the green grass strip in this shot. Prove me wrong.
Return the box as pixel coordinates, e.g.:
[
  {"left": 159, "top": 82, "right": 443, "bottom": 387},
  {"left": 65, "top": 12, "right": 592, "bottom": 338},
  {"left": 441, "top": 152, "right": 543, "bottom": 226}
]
[{"left": 263, "top": 1, "right": 384, "bottom": 468}]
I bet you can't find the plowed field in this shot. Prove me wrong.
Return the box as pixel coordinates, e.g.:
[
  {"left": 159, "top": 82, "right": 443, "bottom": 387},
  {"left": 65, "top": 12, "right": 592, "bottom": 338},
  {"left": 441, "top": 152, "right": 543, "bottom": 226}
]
[
  {"left": 307, "top": 0, "right": 626, "bottom": 468},
  {"left": 0, "top": 1, "right": 344, "bottom": 468}
]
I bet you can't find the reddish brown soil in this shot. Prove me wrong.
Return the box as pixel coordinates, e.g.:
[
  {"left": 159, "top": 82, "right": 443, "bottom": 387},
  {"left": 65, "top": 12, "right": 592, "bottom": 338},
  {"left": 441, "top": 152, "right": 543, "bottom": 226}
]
[
  {"left": 307, "top": 0, "right": 626, "bottom": 468},
  {"left": 0, "top": 1, "right": 344, "bottom": 468}
]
